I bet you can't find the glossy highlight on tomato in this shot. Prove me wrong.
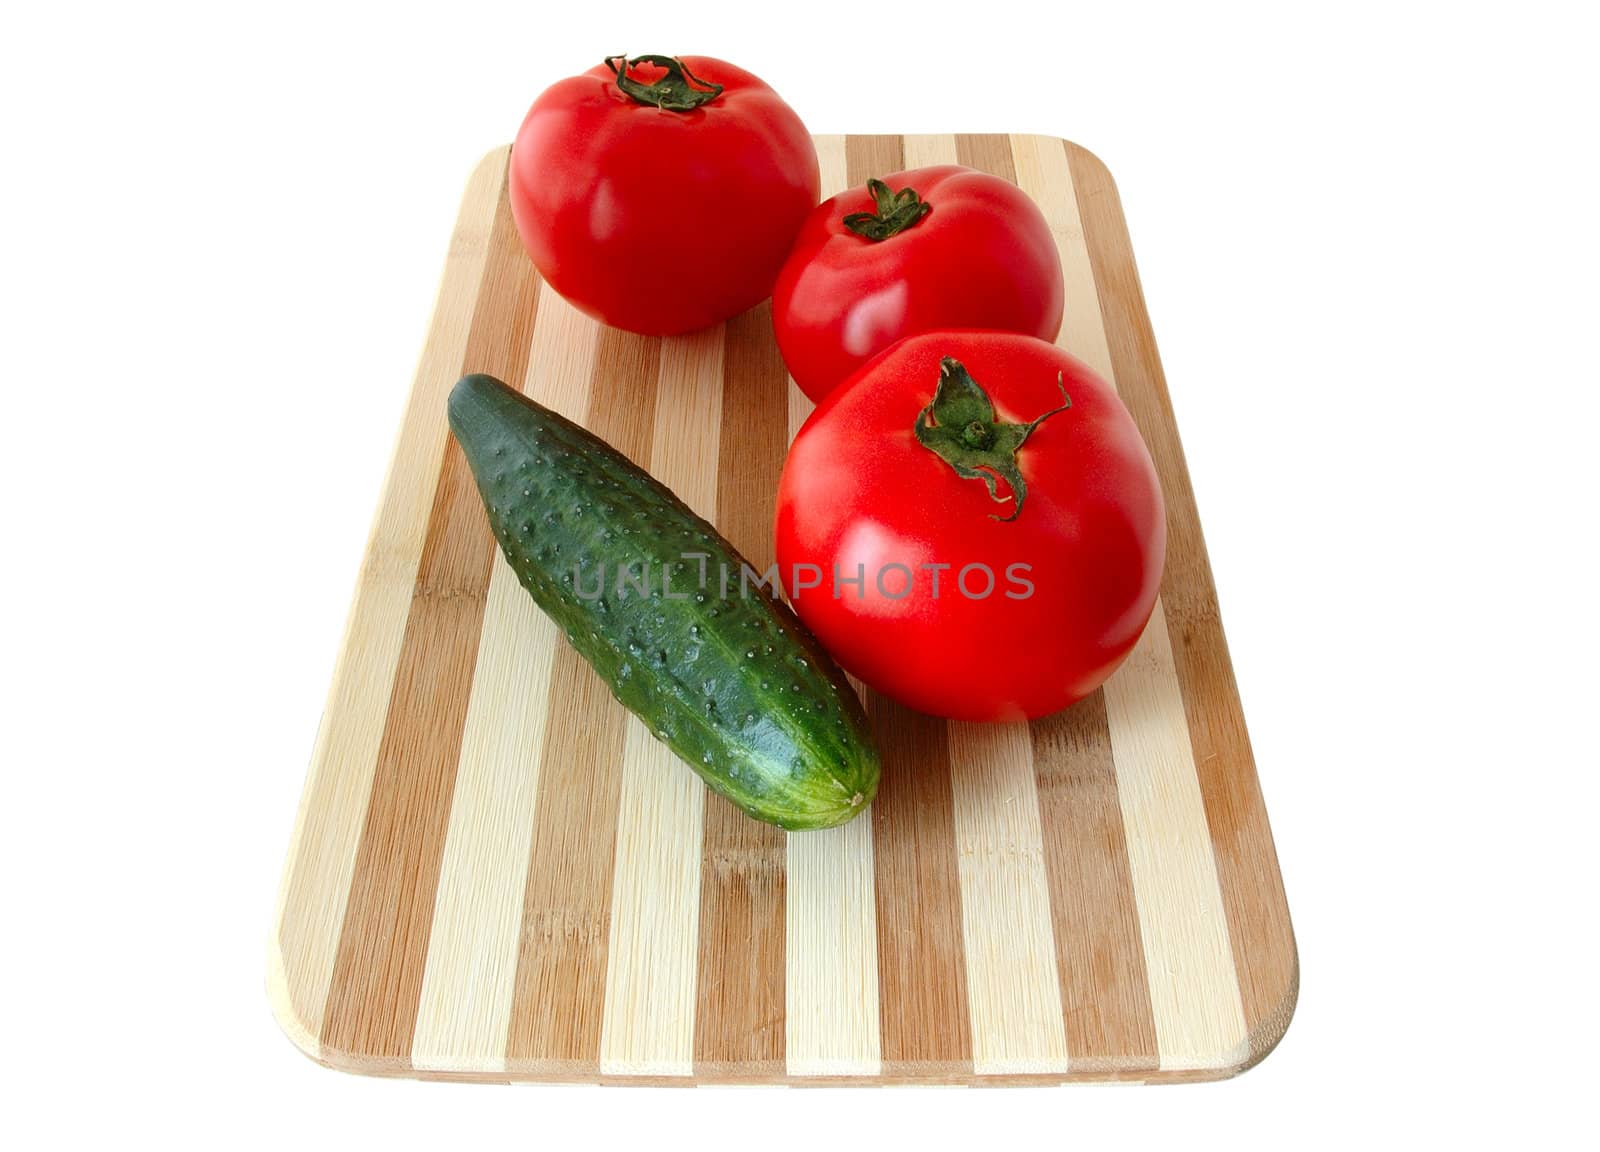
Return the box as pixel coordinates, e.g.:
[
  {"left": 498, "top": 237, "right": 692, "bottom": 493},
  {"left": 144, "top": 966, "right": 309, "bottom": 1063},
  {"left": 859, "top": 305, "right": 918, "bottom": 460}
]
[
  {"left": 773, "top": 165, "right": 1064, "bottom": 402},
  {"left": 775, "top": 331, "right": 1165, "bottom": 722},
  {"left": 509, "top": 55, "right": 819, "bottom": 336}
]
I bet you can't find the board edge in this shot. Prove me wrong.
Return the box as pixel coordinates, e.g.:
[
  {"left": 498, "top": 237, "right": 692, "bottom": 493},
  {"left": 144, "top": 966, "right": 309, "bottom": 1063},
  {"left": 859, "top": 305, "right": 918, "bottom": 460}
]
[
  {"left": 1055, "top": 134, "right": 1300, "bottom": 1079},
  {"left": 267, "top": 135, "right": 1301, "bottom": 1088},
  {"left": 264, "top": 144, "right": 514, "bottom": 1078}
]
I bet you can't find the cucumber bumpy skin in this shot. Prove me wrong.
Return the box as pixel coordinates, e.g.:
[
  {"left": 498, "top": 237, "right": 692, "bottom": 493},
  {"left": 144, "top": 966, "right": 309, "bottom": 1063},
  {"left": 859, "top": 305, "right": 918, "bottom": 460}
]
[{"left": 448, "top": 373, "right": 879, "bottom": 830}]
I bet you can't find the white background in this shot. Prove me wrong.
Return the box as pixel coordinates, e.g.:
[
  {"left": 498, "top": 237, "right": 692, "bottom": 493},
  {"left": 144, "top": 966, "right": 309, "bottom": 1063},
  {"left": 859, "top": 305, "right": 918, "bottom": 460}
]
[{"left": 3, "top": 0, "right": 1596, "bottom": 1146}]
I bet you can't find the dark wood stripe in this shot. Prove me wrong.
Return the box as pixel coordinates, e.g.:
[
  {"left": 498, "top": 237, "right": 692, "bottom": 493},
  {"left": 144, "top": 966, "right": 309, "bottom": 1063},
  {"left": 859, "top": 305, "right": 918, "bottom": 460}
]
[
  {"left": 955, "top": 133, "right": 1017, "bottom": 182},
  {"left": 1065, "top": 140, "right": 1298, "bottom": 1060},
  {"left": 711, "top": 307, "right": 785, "bottom": 572},
  {"left": 846, "top": 134, "right": 907, "bottom": 184},
  {"left": 846, "top": 131, "right": 970, "bottom": 1075},
  {"left": 581, "top": 326, "right": 662, "bottom": 472},
  {"left": 1031, "top": 693, "right": 1159, "bottom": 1071},
  {"left": 868, "top": 694, "right": 972, "bottom": 1074},
  {"left": 505, "top": 327, "right": 660, "bottom": 1072},
  {"left": 321, "top": 176, "right": 540, "bottom": 1065},
  {"left": 694, "top": 303, "right": 788, "bottom": 1077}
]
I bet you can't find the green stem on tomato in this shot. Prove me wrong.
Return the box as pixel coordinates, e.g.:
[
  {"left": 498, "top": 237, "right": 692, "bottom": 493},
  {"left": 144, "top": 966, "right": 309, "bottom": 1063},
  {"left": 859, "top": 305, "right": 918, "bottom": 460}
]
[
  {"left": 604, "top": 54, "right": 724, "bottom": 111},
  {"left": 842, "top": 178, "right": 932, "bottom": 241},
  {"left": 913, "top": 356, "right": 1071, "bottom": 522}
]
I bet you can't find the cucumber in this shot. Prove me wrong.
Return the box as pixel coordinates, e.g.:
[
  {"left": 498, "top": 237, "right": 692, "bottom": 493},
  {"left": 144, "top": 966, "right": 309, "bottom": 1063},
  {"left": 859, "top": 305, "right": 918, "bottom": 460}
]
[{"left": 448, "top": 372, "right": 879, "bottom": 830}]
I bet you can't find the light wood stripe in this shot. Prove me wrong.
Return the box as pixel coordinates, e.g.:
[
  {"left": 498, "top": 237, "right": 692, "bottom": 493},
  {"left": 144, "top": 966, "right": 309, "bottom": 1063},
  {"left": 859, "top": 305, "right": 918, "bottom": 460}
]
[
  {"left": 783, "top": 817, "right": 880, "bottom": 1076},
  {"left": 1065, "top": 142, "right": 1297, "bottom": 1061},
  {"left": 947, "top": 722, "right": 1070, "bottom": 1074},
  {"left": 1100, "top": 609, "right": 1248, "bottom": 1068},
  {"left": 814, "top": 133, "right": 851, "bottom": 204},
  {"left": 410, "top": 296, "right": 599, "bottom": 1072},
  {"left": 1011, "top": 134, "right": 1105, "bottom": 364},
  {"left": 413, "top": 570, "right": 556, "bottom": 1069},
  {"left": 321, "top": 177, "right": 541, "bottom": 1064},
  {"left": 1011, "top": 132, "right": 1249, "bottom": 1069},
  {"left": 271, "top": 147, "right": 505, "bottom": 1052},
  {"left": 908, "top": 128, "right": 1074, "bottom": 1075},
  {"left": 902, "top": 133, "right": 957, "bottom": 169},
  {"left": 649, "top": 326, "right": 726, "bottom": 504},
  {"left": 597, "top": 325, "right": 724, "bottom": 1076},
  {"left": 1031, "top": 697, "right": 1159, "bottom": 1070},
  {"left": 780, "top": 133, "right": 883, "bottom": 1078}
]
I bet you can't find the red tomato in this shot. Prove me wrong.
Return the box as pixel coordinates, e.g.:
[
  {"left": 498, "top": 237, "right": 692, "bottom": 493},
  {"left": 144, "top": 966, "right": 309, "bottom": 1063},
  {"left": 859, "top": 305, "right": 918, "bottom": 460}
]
[
  {"left": 509, "top": 55, "right": 819, "bottom": 336},
  {"left": 772, "top": 166, "right": 1064, "bottom": 403},
  {"left": 775, "top": 331, "right": 1164, "bottom": 722}
]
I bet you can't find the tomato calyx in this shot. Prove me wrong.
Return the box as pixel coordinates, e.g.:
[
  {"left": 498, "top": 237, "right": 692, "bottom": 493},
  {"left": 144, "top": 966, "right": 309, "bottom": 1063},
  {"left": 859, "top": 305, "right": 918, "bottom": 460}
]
[
  {"left": 603, "top": 54, "right": 724, "bottom": 111},
  {"left": 841, "top": 178, "right": 932, "bottom": 242},
  {"left": 913, "top": 356, "right": 1071, "bottom": 522}
]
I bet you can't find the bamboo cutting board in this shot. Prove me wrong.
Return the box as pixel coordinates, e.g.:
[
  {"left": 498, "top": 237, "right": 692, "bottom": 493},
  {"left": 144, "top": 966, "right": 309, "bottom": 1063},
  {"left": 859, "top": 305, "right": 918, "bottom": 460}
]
[{"left": 269, "top": 134, "right": 1296, "bottom": 1085}]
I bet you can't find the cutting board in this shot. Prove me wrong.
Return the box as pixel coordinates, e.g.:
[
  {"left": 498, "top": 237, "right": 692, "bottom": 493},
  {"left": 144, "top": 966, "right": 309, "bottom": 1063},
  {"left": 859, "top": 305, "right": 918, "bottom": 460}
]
[{"left": 269, "top": 134, "right": 1296, "bottom": 1085}]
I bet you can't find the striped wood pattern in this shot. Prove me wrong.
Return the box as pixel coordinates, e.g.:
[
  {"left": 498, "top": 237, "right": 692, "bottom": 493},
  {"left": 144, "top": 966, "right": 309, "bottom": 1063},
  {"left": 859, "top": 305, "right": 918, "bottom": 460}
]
[{"left": 269, "top": 135, "right": 1296, "bottom": 1085}]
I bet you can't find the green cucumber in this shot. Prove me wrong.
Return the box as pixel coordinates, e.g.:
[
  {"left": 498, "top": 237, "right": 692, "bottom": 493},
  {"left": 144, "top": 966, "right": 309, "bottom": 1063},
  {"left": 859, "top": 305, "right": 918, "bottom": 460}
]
[{"left": 448, "top": 372, "right": 879, "bottom": 830}]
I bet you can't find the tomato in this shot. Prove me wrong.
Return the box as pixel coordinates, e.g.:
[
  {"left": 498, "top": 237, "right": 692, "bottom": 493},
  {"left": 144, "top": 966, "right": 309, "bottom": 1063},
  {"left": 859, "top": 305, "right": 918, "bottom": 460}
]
[
  {"left": 772, "top": 165, "right": 1064, "bottom": 403},
  {"left": 774, "top": 331, "right": 1165, "bottom": 722},
  {"left": 509, "top": 54, "right": 819, "bottom": 336}
]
